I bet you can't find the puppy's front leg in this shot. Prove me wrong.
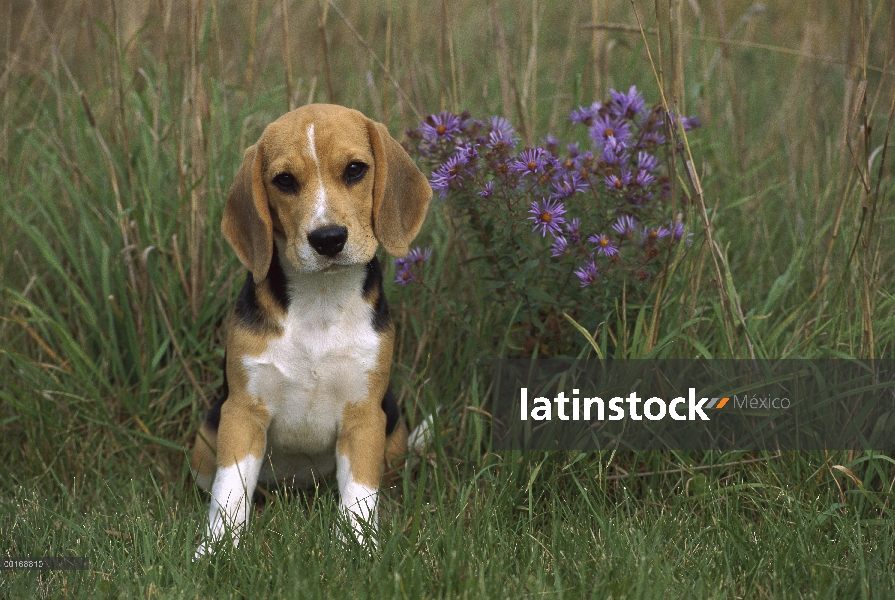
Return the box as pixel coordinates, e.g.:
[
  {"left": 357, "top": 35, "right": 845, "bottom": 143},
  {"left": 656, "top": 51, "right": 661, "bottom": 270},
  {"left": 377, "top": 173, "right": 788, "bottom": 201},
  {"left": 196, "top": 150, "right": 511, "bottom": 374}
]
[
  {"left": 196, "top": 395, "right": 270, "bottom": 558},
  {"left": 336, "top": 401, "right": 387, "bottom": 548}
]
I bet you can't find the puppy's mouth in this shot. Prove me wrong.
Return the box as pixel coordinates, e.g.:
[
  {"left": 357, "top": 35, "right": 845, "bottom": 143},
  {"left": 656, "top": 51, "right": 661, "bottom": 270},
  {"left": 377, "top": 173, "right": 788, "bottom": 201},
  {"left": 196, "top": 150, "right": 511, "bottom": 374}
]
[{"left": 289, "top": 243, "right": 361, "bottom": 274}]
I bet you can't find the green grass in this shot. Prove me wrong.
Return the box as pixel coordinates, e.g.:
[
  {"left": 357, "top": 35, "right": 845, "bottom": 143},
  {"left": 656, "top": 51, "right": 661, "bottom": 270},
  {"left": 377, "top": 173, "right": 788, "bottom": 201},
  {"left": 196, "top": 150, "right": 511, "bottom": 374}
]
[
  {"left": 2, "top": 0, "right": 895, "bottom": 597},
  {"left": 5, "top": 452, "right": 895, "bottom": 597}
]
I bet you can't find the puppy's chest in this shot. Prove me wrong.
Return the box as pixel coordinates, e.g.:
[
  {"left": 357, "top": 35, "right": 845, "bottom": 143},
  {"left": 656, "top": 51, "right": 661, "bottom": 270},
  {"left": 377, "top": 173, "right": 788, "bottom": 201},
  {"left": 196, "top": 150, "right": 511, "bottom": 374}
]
[{"left": 242, "top": 281, "right": 381, "bottom": 451}]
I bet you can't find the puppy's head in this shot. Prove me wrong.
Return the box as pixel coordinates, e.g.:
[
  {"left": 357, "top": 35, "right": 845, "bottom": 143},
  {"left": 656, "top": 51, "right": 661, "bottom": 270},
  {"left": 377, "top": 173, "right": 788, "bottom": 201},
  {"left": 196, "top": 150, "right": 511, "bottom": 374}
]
[{"left": 222, "top": 104, "right": 432, "bottom": 281}]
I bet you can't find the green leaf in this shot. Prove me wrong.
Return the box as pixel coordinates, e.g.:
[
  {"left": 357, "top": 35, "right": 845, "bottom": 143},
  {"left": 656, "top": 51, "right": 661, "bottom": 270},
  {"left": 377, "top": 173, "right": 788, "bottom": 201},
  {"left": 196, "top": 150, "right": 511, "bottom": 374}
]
[{"left": 562, "top": 312, "right": 604, "bottom": 360}]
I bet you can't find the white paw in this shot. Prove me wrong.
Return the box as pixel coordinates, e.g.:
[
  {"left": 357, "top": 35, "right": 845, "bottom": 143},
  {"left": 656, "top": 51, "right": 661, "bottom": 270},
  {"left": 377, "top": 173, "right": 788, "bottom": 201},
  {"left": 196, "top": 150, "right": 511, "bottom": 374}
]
[
  {"left": 193, "top": 541, "right": 210, "bottom": 562},
  {"left": 408, "top": 412, "right": 436, "bottom": 454},
  {"left": 336, "top": 509, "right": 377, "bottom": 551}
]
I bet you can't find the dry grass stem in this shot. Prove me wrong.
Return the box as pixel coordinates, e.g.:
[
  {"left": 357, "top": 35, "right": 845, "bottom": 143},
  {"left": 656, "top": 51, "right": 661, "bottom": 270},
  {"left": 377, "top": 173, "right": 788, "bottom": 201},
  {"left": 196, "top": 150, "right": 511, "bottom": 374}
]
[
  {"left": 324, "top": 0, "right": 421, "bottom": 121},
  {"left": 589, "top": 0, "right": 606, "bottom": 97},
  {"left": 315, "top": 0, "right": 334, "bottom": 103},
  {"left": 605, "top": 452, "right": 782, "bottom": 481},
  {"left": 281, "top": 0, "right": 295, "bottom": 111},
  {"left": 630, "top": 0, "right": 751, "bottom": 358}
]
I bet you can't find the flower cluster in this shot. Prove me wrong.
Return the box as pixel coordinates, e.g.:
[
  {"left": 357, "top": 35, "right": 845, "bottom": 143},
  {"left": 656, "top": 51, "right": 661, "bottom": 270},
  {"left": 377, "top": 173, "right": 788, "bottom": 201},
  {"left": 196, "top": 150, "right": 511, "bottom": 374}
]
[
  {"left": 404, "top": 87, "right": 699, "bottom": 331},
  {"left": 394, "top": 247, "right": 432, "bottom": 287}
]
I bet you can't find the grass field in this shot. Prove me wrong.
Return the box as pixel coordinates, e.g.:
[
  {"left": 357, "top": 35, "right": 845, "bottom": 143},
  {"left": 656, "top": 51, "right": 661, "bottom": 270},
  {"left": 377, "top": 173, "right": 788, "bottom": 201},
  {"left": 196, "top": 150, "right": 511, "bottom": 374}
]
[{"left": 2, "top": 0, "right": 895, "bottom": 597}]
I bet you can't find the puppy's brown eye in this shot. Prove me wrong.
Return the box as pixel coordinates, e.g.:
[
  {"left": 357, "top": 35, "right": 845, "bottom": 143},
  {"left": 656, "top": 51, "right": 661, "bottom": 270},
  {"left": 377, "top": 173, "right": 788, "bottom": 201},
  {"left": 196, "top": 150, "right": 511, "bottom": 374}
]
[
  {"left": 344, "top": 162, "right": 368, "bottom": 184},
  {"left": 272, "top": 173, "right": 297, "bottom": 193}
]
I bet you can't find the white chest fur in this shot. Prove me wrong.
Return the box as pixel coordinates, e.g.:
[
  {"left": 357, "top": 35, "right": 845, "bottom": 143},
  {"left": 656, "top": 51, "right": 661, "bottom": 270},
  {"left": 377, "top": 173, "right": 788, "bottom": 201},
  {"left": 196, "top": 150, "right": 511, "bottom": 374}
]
[{"left": 242, "top": 264, "right": 380, "bottom": 462}]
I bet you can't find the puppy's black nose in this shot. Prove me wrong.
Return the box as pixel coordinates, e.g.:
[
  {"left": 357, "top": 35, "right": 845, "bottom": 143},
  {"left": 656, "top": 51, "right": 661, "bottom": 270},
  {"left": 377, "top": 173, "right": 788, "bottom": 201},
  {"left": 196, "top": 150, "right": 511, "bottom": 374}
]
[{"left": 308, "top": 225, "right": 348, "bottom": 257}]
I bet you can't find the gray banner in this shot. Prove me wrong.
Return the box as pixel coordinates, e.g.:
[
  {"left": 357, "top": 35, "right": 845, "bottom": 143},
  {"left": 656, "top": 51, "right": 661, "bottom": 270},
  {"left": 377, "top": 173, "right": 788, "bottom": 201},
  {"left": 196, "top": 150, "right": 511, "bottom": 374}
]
[{"left": 492, "top": 360, "right": 895, "bottom": 450}]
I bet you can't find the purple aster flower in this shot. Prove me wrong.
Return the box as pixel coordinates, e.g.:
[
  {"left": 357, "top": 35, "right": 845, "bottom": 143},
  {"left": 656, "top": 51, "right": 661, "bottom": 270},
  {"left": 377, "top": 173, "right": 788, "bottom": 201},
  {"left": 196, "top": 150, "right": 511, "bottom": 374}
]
[
  {"left": 600, "top": 137, "right": 626, "bottom": 166},
  {"left": 681, "top": 116, "right": 702, "bottom": 131},
  {"left": 670, "top": 221, "right": 685, "bottom": 240},
  {"left": 570, "top": 102, "right": 601, "bottom": 126},
  {"left": 407, "top": 247, "right": 432, "bottom": 266},
  {"left": 421, "top": 111, "right": 462, "bottom": 142},
  {"left": 550, "top": 236, "right": 569, "bottom": 257},
  {"left": 642, "top": 225, "right": 670, "bottom": 243},
  {"left": 542, "top": 134, "right": 560, "bottom": 155},
  {"left": 587, "top": 233, "right": 619, "bottom": 257},
  {"left": 487, "top": 115, "right": 514, "bottom": 136},
  {"left": 633, "top": 169, "right": 656, "bottom": 188},
  {"left": 669, "top": 221, "right": 693, "bottom": 244},
  {"left": 394, "top": 261, "right": 416, "bottom": 287},
  {"left": 543, "top": 154, "right": 562, "bottom": 177},
  {"left": 559, "top": 154, "right": 583, "bottom": 175},
  {"left": 487, "top": 116, "right": 518, "bottom": 149},
  {"left": 550, "top": 171, "right": 586, "bottom": 200},
  {"left": 590, "top": 114, "right": 630, "bottom": 147},
  {"left": 609, "top": 86, "right": 646, "bottom": 121},
  {"left": 430, "top": 154, "right": 467, "bottom": 197},
  {"left": 510, "top": 148, "right": 549, "bottom": 177},
  {"left": 455, "top": 142, "right": 479, "bottom": 163},
  {"left": 566, "top": 142, "right": 581, "bottom": 158},
  {"left": 527, "top": 198, "right": 566, "bottom": 237},
  {"left": 667, "top": 110, "right": 702, "bottom": 131},
  {"left": 604, "top": 169, "right": 632, "bottom": 192},
  {"left": 611, "top": 215, "right": 639, "bottom": 237},
  {"left": 635, "top": 151, "right": 659, "bottom": 173},
  {"left": 478, "top": 181, "right": 494, "bottom": 198},
  {"left": 574, "top": 258, "right": 600, "bottom": 287},
  {"left": 566, "top": 218, "right": 581, "bottom": 243}
]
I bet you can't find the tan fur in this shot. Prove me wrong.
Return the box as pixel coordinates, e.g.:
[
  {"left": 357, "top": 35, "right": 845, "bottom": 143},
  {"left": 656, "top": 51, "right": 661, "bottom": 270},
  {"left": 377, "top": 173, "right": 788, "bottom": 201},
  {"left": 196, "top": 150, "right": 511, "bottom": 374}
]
[
  {"left": 383, "top": 420, "right": 410, "bottom": 484},
  {"left": 192, "top": 422, "right": 217, "bottom": 487},
  {"left": 336, "top": 327, "right": 395, "bottom": 489},
  {"left": 366, "top": 120, "right": 432, "bottom": 257},
  {"left": 216, "top": 391, "right": 271, "bottom": 468},
  {"left": 221, "top": 145, "right": 273, "bottom": 282}
]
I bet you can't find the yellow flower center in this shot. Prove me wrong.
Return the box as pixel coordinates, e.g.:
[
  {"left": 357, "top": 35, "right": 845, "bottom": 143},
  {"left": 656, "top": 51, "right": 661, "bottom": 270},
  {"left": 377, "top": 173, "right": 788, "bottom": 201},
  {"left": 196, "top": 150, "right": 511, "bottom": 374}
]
[
  {"left": 437, "top": 124, "right": 447, "bottom": 135},
  {"left": 541, "top": 212, "right": 552, "bottom": 223}
]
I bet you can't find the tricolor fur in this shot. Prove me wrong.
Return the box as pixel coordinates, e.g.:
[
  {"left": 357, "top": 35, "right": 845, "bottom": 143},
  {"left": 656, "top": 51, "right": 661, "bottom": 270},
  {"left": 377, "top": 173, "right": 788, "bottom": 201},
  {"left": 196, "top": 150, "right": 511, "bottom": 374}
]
[{"left": 190, "top": 104, "right": 431, "bottom": 557}]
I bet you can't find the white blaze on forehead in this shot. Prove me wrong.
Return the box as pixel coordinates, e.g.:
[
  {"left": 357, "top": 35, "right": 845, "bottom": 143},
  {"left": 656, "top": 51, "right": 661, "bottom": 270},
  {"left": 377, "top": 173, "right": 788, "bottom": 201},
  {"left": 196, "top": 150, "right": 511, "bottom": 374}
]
[{"left": 307, "top": 123, "right": 328, "bottom": 226}]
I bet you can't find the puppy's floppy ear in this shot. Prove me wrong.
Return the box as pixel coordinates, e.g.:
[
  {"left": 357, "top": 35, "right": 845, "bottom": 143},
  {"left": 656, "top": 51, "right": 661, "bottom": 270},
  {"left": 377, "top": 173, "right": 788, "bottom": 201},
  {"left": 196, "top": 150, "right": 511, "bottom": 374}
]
[
  {"left": 366, "top": 120, "right": 432, "bottom": 257},
  {"left": 222, "top": 144, "right": 273, "bottom": 282}
]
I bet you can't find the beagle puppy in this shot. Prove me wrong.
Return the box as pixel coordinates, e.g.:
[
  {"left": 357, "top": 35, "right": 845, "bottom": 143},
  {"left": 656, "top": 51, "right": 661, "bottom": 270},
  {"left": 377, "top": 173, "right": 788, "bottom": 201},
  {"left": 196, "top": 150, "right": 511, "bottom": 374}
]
[{"left": 190, "top": 104, "right": 432, "bottom": 557}]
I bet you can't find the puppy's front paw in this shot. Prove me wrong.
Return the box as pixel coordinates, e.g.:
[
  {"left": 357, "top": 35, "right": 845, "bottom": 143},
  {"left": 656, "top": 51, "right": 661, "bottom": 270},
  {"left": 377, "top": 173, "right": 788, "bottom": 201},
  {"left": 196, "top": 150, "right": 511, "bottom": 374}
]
[
  {"left": 337, "top": 492, "right": 379, "bottom": 552},
  {"left": 193, "top": 521, "right": 242, "bottom": 562},
  {"left": 193, "top": 540, "right": 210, "bottom": 562},
  {"left": 335, "top": 454, "right": 380, "bottom": 553},
  {"left": 336, "top": 511, "right": 377, "bottom": 552}
]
